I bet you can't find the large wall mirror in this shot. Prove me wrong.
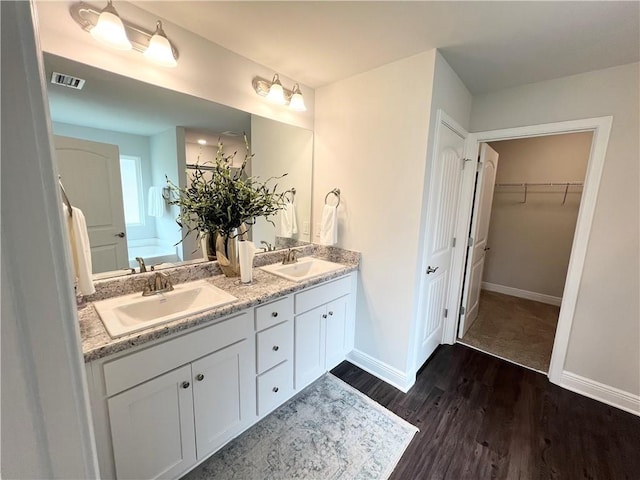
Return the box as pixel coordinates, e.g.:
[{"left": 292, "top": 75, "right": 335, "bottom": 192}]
[{"left": 44, "top": 53, "right": 313, "bottom": 279}]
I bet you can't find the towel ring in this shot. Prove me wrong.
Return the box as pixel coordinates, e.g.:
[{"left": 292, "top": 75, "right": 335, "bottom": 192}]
[
  {"left": 284, "top": 187, "right": 296, "bottom": 203},
  {"left": 324, "top": 188, "right": 341, "bottom": 207}
]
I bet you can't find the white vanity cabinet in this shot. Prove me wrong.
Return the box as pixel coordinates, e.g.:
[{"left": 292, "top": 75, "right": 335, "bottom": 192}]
[
  {"left": 293, "top": 274, "right": 355, "bottom": 390},
  {"left": 254, "top": 297, "right": 295, "bottom": 417},
  {"left": 87, "top": 270, "right": 357, "bottom": 479},
  {"left": 88, "top": 311, "right": 255, "bottom": 480}
]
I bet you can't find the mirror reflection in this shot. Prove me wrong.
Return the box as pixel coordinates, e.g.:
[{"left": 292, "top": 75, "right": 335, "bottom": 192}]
[{"left": 44, "top": 53, "right": 312, "bottom": 278}]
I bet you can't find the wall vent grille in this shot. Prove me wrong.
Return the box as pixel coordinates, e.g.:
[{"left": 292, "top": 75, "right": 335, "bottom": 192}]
[{"left": 51, "top": 72, "right": 85, "bottom": 90}]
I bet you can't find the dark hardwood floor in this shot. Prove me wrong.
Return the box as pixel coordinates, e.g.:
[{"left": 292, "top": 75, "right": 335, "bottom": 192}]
[{"left": 331, "top": 344, "right": 640, "bottom": 480}]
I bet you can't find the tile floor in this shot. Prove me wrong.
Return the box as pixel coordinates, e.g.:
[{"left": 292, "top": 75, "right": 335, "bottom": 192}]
[{"left": 460, "top": 290, "right": 559, "bottom": 372}]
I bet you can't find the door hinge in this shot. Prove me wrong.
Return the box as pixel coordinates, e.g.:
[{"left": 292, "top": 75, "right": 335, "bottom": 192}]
[
  {"left": 468, "top": 237, "right": 474, "bottom": 247},
  {"left": 476, "top": 161, "right": 483, "bottom": 172},
  {"left": 452, "top": 237, "right": 456, "bottom": 248},
  {"left": 462, "top": 158, "right": 473, "bottom": 169},
  {"left": 444, "top": 308, "right": 448, "bottom": 318},
  {"left": 460, "top": 306, "right": 466, "bottom": 315}
]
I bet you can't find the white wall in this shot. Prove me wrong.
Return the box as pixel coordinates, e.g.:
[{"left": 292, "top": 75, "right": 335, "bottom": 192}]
[
  {"left": 35, "top": 1, "right": 314, "bottom": 131},
  {"left": 484, "top": 133, "right": 592, "bottom": 298},
  {"left": 470, "top": 63, "right": 640, "bottom": 396},
  {"left": 151, "top": 127, "right": 184, "bottom": 259},
  {"left": 314, "top": 50, "right": 437, "bottom": 382},
  {"left": 251, "top": 115, "right": 313, "bottom": 246},
  {"left": 1, "top": 2, "right": 98, "bottom": 477},
  {"left": 52, "top": 121, "right": 157, "bottom": 241}
]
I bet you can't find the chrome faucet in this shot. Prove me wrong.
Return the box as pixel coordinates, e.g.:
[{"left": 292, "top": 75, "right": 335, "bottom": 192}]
[
  {"left": 142, "top": 272, "right": 174, "bottom": 296},
  {"left": 260, "top": 240, "right": 274, "bottom": 252},
  {"left": 135, "top": 256, "right": 147, "bottom": 273},
  {"left": 282, "top": 248, "right": 298, "bottom": 265}
]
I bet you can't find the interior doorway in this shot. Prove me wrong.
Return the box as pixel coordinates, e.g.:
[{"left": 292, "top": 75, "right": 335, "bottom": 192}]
[{"left": 458, "top": 132, "right": 592, "bottom": 372}]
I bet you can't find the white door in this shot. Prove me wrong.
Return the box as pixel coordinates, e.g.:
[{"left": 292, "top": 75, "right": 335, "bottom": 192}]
[
  {"left": 325, "top": 296, "right": 349, "bottom": 370},
  {"left": 54, "top": 135, "right": 128, "bottom": 273},
  {"left": 416, "top": 117, "right": 467, "bottom": 366},
  {"left": 192, "top": 339, "right": 253, "bottom": 459},
  {"left": 108, "top": 365, "right": 196, "bottom": 480},
  {"left": 459, "top": 143, "right": 499, "bottom": 337},
  {"left": 294, "top": 305, "right": 325, "bottom": 390}
]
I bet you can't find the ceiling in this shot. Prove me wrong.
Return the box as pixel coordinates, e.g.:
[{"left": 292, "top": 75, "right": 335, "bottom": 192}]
[
  {"left": 44, "top": 53, "right": 250, "bottom": 137},
  {"left": 132, "top": 1, "right": 640, "bottom": 94}
]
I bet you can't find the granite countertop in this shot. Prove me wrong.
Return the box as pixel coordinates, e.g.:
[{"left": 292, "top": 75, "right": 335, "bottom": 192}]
[{"left": 80, "top": 247, "right": 359, "bottom": 363}]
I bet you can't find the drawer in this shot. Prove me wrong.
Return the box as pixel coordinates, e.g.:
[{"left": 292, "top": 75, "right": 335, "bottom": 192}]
[
  {"left": 295, "top": 275, "right": 351, "bottom": 314},
  {"left": 257, "top": 361, "right": 293, "bottom": 416},
  {"left": 255, "top": 296, "right": 293, "bottom": 331},
  {"left": 256, "top": 321, "right": 292, "bottom": 374},
  {"left": 103, "top": 312, "right": 250, "bottom": 397}
]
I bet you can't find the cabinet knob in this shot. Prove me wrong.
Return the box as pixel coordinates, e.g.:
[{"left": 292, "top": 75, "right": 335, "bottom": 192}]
[
  {"left": 272, "top": 386, "right": 279, "bottom": 393},
  {"left": 271, "top": 312, "right": 278, "bottom": 317},
  {"left": 181, "top": 381, "right": 190, "bottom": 389},
  {"left": 272, "top": 345, "right": 279, "bottom": 351},
  {"left": 328, "top": 311, "right": 334, "bottom": 316},
  {"left": 322, "top": 314, "right": 327, "bottom": 319},
  {"left": 196, "top": 374, "right": 204, "bottom": 381}
]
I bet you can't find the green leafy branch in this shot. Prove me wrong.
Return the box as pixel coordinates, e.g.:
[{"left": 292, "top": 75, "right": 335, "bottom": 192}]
[{"left": 166, "top": 135, "right": 287, "bottom": 242}]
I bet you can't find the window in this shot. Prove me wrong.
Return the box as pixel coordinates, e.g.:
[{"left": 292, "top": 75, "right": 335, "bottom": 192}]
[{"left": 119, "top": 155, "right": 144, "bottom": 226}]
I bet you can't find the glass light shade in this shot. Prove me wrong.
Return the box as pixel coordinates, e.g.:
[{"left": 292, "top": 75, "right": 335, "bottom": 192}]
[
  {"left": 90, "top": 9, "right": 132, "bottom": 51},
  {"left": 289, "top": 85, "right": 306, "bottom": 111},
  {"left": 144, "top": 32, "right": 177, "bottom": 67},
  {"left": 266, "top": 75, "right": 286, "bottom": 105}
]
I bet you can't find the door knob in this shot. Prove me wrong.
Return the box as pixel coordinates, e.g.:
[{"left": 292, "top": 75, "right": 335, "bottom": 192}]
[
  {"left": 484, "top": 247, "right": 491, "bottom": 251},
  {"left": 426, "top": 266, "right": 439, "bottom": 274},
  {"left": 181, "top": 381, "right": 190, "bottom": 389},
  {"left": 115, "top": 232, "right": 126, "bottom": 238},
  {"left": 196, "top": 374, "right": 204, "bottom": 381},
  {"left": 272, "top": 345, "right": 279, "bottom": 351}
]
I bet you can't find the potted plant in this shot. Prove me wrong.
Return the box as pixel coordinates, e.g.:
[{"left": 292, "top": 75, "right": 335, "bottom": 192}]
[{"left": 167, "top": 137, "right": 286, "bottom": 277}]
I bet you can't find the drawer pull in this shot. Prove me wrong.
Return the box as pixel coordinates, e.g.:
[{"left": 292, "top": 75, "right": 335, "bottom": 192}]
[
  {"left": 272, "top": 345, "right": 279, "bottom": 351},
  {"left": 272, "top": 386, "right": 279, "bottom": 393},
  {"left": 196, "top": 374, "right": 204, "bottom": 381},
  {"left": 181, "top": 381, "right": 190, "bottom": 389},
  {"left": 328, "top": 311, "right": 334, "bottom": 316},
  {"left": 271, "top": 312, "right": 278, "bottom": 317}
]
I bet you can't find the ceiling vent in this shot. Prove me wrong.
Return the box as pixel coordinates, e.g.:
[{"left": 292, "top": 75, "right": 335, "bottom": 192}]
[{"left": 51, "top": 72, "right": 86, "bottom": 90}]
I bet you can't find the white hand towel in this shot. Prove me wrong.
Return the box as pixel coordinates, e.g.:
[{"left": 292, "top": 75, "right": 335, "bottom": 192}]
[
  {"left": 147, "top": 186, "right": 165, "bottom": 217},
  {"left": 319, "top": 204, "right": 338, "bottom": 246},
  {"left": 280, "top": 202, "right": 298, "bottom": 238},
  {"left": 65, "top": 205, "right": 95, "bottom": 295}
]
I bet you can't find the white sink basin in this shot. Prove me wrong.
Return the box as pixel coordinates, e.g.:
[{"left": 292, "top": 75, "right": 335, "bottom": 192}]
[
  {"left": 93, "top": 280, "right": 237, "bottom": 338},
  {"left": 260, "top": 257, "right": 346, "bottom": 283}
]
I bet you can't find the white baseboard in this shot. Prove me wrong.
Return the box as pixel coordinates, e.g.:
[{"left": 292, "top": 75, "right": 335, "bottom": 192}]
[
  {"left": 346, "top": 349, "right": 415, "bottom": 393},
  {"left": 559, "top": 371, "right": 640, "bottom": 416},
  {"left": 481, "top": 282, "right": 562, "bottom": 306}
]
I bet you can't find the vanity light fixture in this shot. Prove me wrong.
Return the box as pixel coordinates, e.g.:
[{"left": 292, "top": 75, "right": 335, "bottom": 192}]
[
  {"left": 144, "top": 21, "right": 177, "bottom": 67},
  {"left": 265, "top": 74, "right": 287, "bottom": 105},
  {"left": 197, "top": 139, "right": 207, "bottom": 145},
  {"left": 288, "top": 84, "right": 307, "bottom": 112},
  {"left": 71, "top": 1, "right": 179, "bottom": 67},
  {"left": 89, "top": 0, "right": 131, "bottom": 50},
  {"left": 252, "top": 74, "right": 307, "bottom": 112}
]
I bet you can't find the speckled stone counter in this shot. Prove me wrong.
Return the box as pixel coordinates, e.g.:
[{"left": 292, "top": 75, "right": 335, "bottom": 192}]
[{"left": 80, "top": 246, "right": 360, "bottom": 363}]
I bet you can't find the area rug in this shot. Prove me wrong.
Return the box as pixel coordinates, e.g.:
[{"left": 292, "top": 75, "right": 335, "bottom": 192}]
[{"left": 182, "top": 373, "right": 418, "bottom": 480}]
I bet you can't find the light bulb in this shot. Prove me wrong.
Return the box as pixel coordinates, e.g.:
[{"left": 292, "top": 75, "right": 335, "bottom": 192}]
[
  {"left": 266, "top": 74, "right": 286, "bottom": 105},
  {"left": 144, "top": 21, "right": 177, "bottom": 67},
  {"left": 90, "top": 1, "right": 132, "bottom": 51},
  {"left": 289, "top": 84, "right": 306, "bottom": 112}
]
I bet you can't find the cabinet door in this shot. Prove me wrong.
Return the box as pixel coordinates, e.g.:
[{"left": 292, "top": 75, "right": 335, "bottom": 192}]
[
  {"left": 192, "top": 339, "right": 254, "bottom": 459},
  {"left": 108, "top": 365, "right": 195, "bottom": 480},
  {"left": 325, "top": 295, "right": 349, "bottom": 370},
  {"left": 294, "top": 305, "right": 325, "bottom": 390}
]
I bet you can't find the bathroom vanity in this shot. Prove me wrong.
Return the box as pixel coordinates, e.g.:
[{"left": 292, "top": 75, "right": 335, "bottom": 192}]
[{"left": 81, "top": 247, "right": 359, "bottom": 479}]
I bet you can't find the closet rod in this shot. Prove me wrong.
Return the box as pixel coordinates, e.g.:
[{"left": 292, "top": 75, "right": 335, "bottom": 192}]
[{"left": 494, "top": 182, "right": 583, "bottom": 187}]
